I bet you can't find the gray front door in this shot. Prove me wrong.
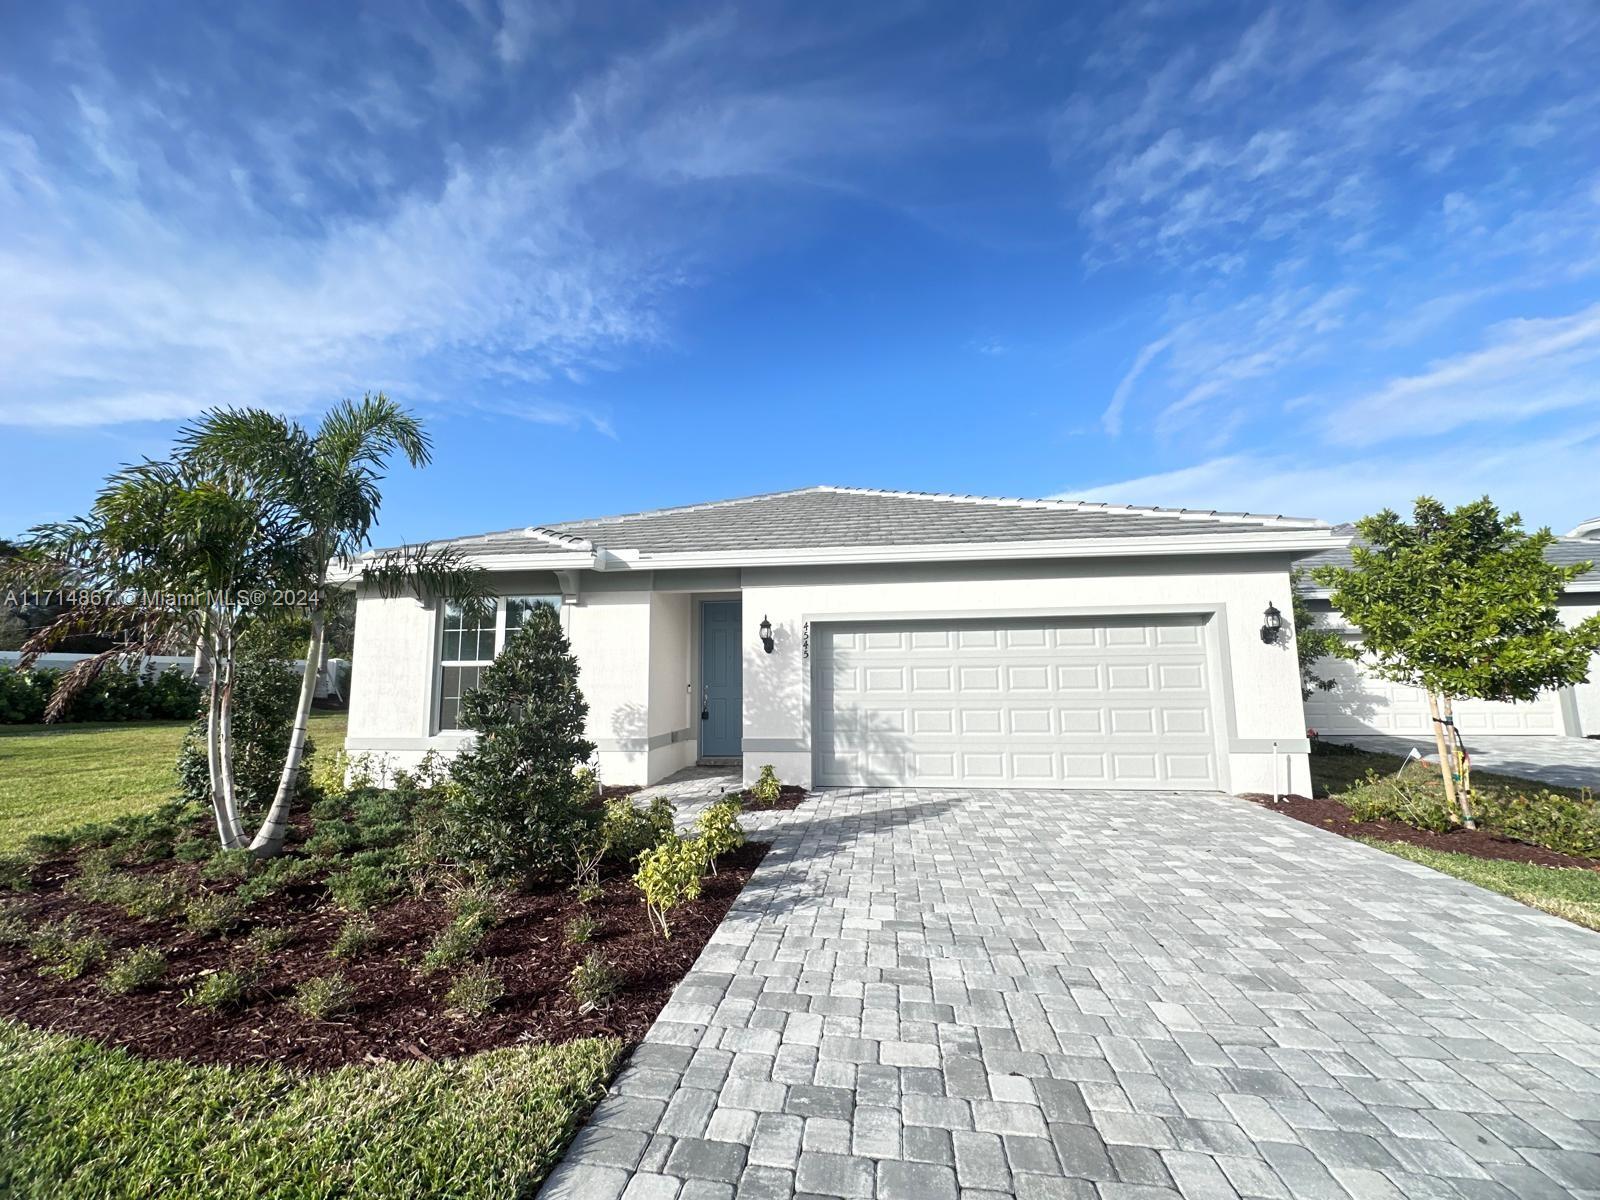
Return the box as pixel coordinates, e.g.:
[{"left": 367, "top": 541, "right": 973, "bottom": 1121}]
[{"left": 700, "top": 601, "right": 743, "bottom": 758}]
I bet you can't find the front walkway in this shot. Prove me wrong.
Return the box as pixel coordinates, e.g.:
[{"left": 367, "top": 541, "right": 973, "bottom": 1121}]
[
  {"left": 1325, "top": 734, "right": 1600, "bottom": 791},
  {"left": 541, "top": 789, "right": 1600, "bottom": 1199}
]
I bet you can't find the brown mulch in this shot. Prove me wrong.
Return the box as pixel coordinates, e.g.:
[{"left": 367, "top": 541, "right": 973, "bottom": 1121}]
[
  {"left": 0, "top": 841, "right": 768, "bottom": 1071},
  {"left": 1243, "top": 792, "right": 1600, "bottom": 871},
  {"left": 737, "top": 785, "right": 809, "bottom": 812}
]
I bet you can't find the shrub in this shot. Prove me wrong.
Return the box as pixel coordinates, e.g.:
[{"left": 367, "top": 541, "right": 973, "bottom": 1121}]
[
  {"left": 309, "top": 748, "right": 352, "bottom": 802},
  {"left": 420, "top": 913, "right": 489, "bottom": 975},
  {"left": 0, "top": 852, "right": 32, "bottom": 892},
  {"left": 233, "top": 856, "right": 318, "bottom": 907},
  {"left": 633, "top": 834, "right": 704, "bottom": 940},
  {"left": 696, "top": 799, "right": 745, "bottom": 873},
  {"left": 173, "top": 834, "right": 214, "bottom": 863},
  {"left": 0, "top": 908, "right": 29, "bottom": 946},
  {"left": 292, "top": 973, "right": 356, "bottom": 1020},
  {"left": 329, "top": 915, "right": 379, "bottom": 959},
  {"left": 184, "top": 894, "right": 245, "bottom": 936},
  {"left": 1342, "top": 770, "right": 1459, "bottom": 833},
  {"left": 0, "top": 663, "right": 200, "bottom": 725},
  {"left": 326, "top": 863, "right": 402, "bottom": 912},
  {"left": 563, "top": 913, "right": 598, "bottom": 945},
  {"left": 243, "top": 925, "right": 292, "bottom": 958},
  {"left": 445, "top": 963, "right": 506, "bottom": 1019},
  {"left": 751, "top": 764, "right": 781, "bottom": 805},
  {"left": 102, "top": 945, "right": 167, "bottom": 995},
  {"left": 568, "top": 951, "right": 619, "bottom": 1014},
  {"left": 201, "top": 849, "right": 256, "bottom": 884},
  {"left": 116, "top": 876, "right": 186, "bottom": 923},
  {"left": 175, "top": 635, "right": 307, "bottom": 816},
  {"left": 26, "top": 916, "right": 82, "bottom": 962},
  {"left": 39, "top": 934, "right": 109, "bottom": 980},
  {"left": 185, "top": 968, "right": 250, "bottom": 1012},
  {"left": 599, "top": 795, "right": 675, "bottom": 866},
  {"left": 441, "top": 604, "right": 598, "bottom": 884},
  {"left": 1476, "top": 788, "right": 1600, "bottom": 859},
  {"left": 20, "top": 831, "right": 73, "bottom": 862}
]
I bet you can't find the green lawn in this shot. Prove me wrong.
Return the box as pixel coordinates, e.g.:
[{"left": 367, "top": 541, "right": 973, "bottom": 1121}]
[
  {"left": 0, "top": 711, "right": 348, "bottom": 850},
  {"left": 0, "top": 1019, "right": 622, "bottom": 1200},
  {"left": 1361, "top": 839, "right": 1600, "bottom": 931}
]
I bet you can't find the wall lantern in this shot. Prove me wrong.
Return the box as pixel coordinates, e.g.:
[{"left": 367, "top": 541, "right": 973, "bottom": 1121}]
[
  {"left": 759, "top": 615, "right": 775, "bottom": 654},
  {"left": 1260, "top": 601, "right": 1284, "bottom": 644}
]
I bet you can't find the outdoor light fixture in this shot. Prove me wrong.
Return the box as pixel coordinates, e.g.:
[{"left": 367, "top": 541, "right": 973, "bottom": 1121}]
[
  {"left": 1260, "top": 601, "right": 1283, "bottom": 644},
  {"left": 759, "top": 615, "right": 775, "bottom": 654}
]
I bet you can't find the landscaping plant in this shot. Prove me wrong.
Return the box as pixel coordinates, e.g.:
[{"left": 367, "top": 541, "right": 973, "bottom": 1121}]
[
  {"left": 568, "top": 951, "right": 619, "bottom": 1013},
  {"left": 696, "top": 799, "right": 745, "bottom": 874},
  {"left": 291, "top": 973, "right": 357, "bottom": 1020},
  {"left": 445, "top": 964, "right": 506, "bottom": 1019},
  {"left": 1314, "top": 497, "right": 1600, "bottom": 827},
  {"left": 633, "top": 834, "right": 704, "bottom": 940},
  {"left": 751, "top": 764, "right": 782, "bottom": 805},
  {"left": 442, "top": 603, "right": 598, "bottom": 884},
  {"left": 101, "top": 946, "right": 167, "bottom": 995}
]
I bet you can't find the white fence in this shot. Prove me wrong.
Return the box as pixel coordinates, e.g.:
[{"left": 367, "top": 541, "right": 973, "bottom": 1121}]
[{"left": 0, "top": 652, "right": 349, "bottom": 701}]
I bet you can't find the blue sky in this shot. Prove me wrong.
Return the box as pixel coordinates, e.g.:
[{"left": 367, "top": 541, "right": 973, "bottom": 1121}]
[{"left": 3, "top": 1, "right": 1598, "bottom": 544}]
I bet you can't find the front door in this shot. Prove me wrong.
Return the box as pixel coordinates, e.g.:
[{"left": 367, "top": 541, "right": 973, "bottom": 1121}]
[{"left": 700, "top": 601, "right": 743, "bottom": 758}]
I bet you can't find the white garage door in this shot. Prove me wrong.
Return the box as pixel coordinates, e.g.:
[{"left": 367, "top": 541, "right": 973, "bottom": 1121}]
[
  {"left": 1303, "top": 656, "right": 1565, "bottom": 737},
  {"left": 814, "top": 615, "right": 1220, "bottom": 789}
]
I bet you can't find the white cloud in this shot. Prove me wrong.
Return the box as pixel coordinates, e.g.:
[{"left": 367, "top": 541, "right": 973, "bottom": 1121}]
[{"left": 1102, "top": 335, "right": 1170, "bottom": 435}]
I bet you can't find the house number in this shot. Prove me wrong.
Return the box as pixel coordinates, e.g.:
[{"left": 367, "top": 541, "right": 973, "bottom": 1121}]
[{"left": 802, "top": 622, "right": 810, "bottom": 660}]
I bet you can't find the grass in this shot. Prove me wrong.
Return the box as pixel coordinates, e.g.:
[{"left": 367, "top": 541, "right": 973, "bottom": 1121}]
[
  {"left": 1361, "top": 839, "right": 1600, "bottom": 932},
  {"left": 0, "top": 711, "right": 348, "bottom": 850},
  {"left": 0, "top": 1018, "right": 623, "bottom": 1200},
  {"left": 1309, "top": 744, "right": 1589, "bottom": 803}
]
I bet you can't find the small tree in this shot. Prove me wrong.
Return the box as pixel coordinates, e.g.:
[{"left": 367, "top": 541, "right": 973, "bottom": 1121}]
[
  {"left": 1290, "top": 568, "right": 1350, "bottom": 702},
  {"left": 1314, "top": 497, "right": 1600, "bottom": 827},
  {"left": 442, "top": 602, "right": 597, "bottom": 883}
]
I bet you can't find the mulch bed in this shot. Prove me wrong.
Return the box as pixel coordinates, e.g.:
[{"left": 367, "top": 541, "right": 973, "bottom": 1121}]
[
  {"left": 0, "top": 840, "right": 768, "bottom": 1071},
  {"left": 1243, "top": 792, "right": 1600, "bottom": 871},
  {"left": 738, "top": 785, "right": 809, "bottom": 812}
]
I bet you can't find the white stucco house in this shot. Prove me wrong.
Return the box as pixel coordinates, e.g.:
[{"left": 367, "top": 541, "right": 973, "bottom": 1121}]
[
  {"left": 342, "top": 486, "right": 1345, "bottom": 797},
  {"left": 1297, "top": 527, "right": 1600, "bottom": 740}
]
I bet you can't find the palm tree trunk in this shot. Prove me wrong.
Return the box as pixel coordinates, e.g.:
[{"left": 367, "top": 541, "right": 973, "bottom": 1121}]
[
  {"left": 249, "top": 607, "right": 324, "bottom": 857},
  {"left": 207, "top": 629, "right": 245, "bottom": 849}
]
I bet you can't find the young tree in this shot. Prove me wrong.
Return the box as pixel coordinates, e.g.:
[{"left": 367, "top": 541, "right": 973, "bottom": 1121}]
[
  {"left": 1314, "top": 497, "right": 1600, "bottom": 827},
  {"left": 442, "top": 602, "right": 598, "bottom": 884}
]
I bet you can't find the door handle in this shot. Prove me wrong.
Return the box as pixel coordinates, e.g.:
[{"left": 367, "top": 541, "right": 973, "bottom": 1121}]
[{"left": 700, "top": 688, "right": 709, "bottom": 721}]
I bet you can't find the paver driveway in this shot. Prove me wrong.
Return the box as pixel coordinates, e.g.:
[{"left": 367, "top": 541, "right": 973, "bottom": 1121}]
[{"left": 540, "top": 789, "right": 1600, "bottom": 1199}]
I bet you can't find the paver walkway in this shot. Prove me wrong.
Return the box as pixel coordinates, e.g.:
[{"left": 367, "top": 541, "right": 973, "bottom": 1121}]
[
  {"left": 1324, "top": 734, "right": 1600, "bottom": 792},
  {"left": 540, "top": 789, "right": 1600, "bottom": 1199}
]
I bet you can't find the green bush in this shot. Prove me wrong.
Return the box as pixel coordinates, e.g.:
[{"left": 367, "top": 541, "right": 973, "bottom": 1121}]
[
  {"left": 326, "top": 863, "right": 402, "bottom": 912},
  {"left": 184, "top": 969, "right": 250, "bottom": 1012},
  {"left": 441, "top": 605, "right": 598, "bottom": 884},
  {"left": 696, "top": 799, "right": 744, "bottom": 873},
  {"left": 751, "top": 764, "right": 781, "bottom": 805},
  {"left": 245, "top": 925, "right": 293, "bottom": 958},
  {"left": 33, "top": 927, "right": 108, "bottom": 980},
  {"left": 598, "top": 795, "right": 675, "bottom": 865},
  {"left": 568, "top": 951, "right": 618, "bottom": 1014},
  {"left": 420, "top": 913, "right": 490, "bottom": 975},
  {"left": 232, "top": 856, "right": 318, "bottom": 907},
  {"left": 633, "top": 834, "right": 704, "bottom": 940},
  {"left": 291, "top": 973, "right": 356, "bottom": 1020},
  {"left": 102, "top": 946, "right": 167, "bottom": 995},
  {"left": 445, "top": 964, "right": 506, "bottom": 1020},
  {"left": 175, "top": 638, "right": 306, "bottom": 816},
  {"left": 0, "top": 908, "right": 29, "bottom": 946},
  {"left": 1342, "top": 770, "right": 1459, "bottom": 832},
  {"left": 0, "top": 664, "right": 200, "bottom": 725},
  {"left": 183, "top": 894, "right": 244, "bottom": 937},
  {"left": 329, "top": 916, "right": 379, "bottom": 960},
  {"left": 0, "top": 853, "right": 32, "bottom": 892}
]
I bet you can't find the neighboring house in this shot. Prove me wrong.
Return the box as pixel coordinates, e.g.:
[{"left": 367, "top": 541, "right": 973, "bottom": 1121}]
[
  {"left": 1297, "top": 526, "right": 1600, "bottom": 739},
  {"left": 341, "top": 487, "right": 1342, "bottom": 796}
]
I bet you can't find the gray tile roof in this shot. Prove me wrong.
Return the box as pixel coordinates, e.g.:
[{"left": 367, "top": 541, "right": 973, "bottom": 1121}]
[
  {"left": 1298, "top": 524, "right": 1600, "bottom": 588},
  {"left": 418, "top": 486, "right": 1329, "bottom": 562}
]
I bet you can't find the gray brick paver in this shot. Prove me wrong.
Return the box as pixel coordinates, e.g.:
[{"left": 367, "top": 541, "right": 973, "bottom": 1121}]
[{"left": 540, "top": 788, "right": 1600, "bottom": 1198}]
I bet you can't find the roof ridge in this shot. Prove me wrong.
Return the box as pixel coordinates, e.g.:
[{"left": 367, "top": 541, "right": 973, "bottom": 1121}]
[
  {"left": 548, "top": 486, "right": 832, "bottom": 528},
  {"left": 817, "top": 485, "right": 1326, "bottom": 529}
]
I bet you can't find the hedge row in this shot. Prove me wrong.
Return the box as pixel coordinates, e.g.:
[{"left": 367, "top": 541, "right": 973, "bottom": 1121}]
[{"left": 0, "top": 666, "right": 201, "bottom": 725}]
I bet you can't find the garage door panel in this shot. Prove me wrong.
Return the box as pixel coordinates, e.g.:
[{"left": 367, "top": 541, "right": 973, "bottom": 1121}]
[{"left": 815, "top": 616, "right": 1218, "bottom": 790}]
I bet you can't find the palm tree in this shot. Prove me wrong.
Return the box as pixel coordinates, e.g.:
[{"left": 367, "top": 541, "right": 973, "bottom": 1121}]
[
  {"left": 10, "top": 459, "right": 298, "bottom": 848},
  {"left": 183, "top": 395, "right": 483, "bottom": 857}
]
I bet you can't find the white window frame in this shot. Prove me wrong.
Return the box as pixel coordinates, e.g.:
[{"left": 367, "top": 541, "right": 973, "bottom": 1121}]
[{"left": 434, "top": 595, "right": 561, "bottom": 733}]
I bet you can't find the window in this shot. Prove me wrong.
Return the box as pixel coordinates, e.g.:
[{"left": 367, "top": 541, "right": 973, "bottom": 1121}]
[{"left": 437, "top": 595, "right": 561, "bottom": 731}]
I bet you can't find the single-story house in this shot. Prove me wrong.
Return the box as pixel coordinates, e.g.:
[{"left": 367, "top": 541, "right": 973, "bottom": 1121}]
[
  {"left": 343, "top": 486, "right": 1343, "bottom": 796},
  {"left": 1297, "top": 526, "right": 1600, "bottom": 740}
]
